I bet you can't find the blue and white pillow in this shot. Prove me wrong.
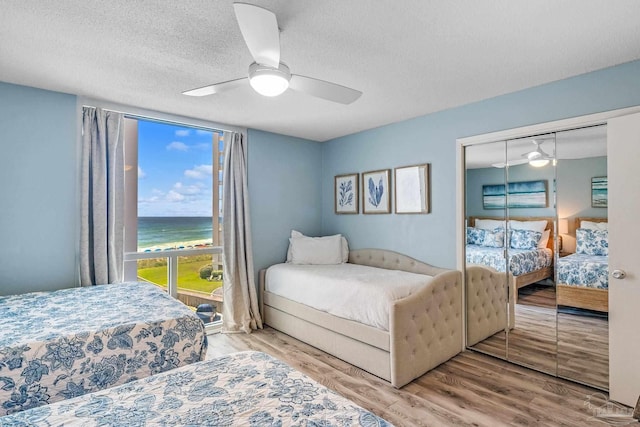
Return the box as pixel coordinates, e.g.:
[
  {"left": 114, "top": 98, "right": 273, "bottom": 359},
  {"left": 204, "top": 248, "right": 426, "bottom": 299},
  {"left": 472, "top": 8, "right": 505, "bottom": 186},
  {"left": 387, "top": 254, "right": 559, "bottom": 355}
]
[
  {"left": 467, "top": 227, "right": 504, "bottom": 248},
  {"left": 509, "top": 229, "right": 542, "bottom": 250},
  {"left": 576, "top": 228, "right": 608, "bottom": 256}
]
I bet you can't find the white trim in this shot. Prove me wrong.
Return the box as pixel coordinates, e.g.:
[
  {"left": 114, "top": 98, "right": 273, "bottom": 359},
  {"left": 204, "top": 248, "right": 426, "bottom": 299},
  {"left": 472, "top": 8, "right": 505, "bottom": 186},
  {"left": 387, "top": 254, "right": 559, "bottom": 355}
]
[
  {"left": 457, "top": 105, "right": 640, "bottom": 147},
  {"left": 78, "top": 96, "right": 246, "bottom": 135}
]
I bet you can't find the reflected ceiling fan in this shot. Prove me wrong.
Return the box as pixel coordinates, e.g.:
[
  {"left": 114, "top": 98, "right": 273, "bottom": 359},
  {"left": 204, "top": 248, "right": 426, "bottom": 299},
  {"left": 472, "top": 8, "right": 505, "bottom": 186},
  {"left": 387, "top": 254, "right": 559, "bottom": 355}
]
[
  {"left": 183, "top": 3, "right": 362, "bottom": 104},
  {"left": 522, "top": 139, "right": 554, "bottom": 167},
  {"left": 491, "top": 138, "right": 554, "bottom": 168}
]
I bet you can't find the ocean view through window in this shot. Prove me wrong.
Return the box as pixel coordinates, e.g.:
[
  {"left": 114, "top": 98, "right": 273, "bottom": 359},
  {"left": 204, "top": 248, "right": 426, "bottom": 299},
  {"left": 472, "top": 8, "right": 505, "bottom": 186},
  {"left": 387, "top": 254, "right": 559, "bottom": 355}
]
[{"left": 123, "top": 117, "right": 224, "bottom": 327}]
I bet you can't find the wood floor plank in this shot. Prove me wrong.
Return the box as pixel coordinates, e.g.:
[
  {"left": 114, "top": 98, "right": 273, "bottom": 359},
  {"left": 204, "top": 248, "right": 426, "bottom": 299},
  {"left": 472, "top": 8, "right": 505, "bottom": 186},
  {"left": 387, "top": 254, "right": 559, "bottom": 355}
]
[{"left": 206, "top": 327, "right": 627, "bottom": 426}]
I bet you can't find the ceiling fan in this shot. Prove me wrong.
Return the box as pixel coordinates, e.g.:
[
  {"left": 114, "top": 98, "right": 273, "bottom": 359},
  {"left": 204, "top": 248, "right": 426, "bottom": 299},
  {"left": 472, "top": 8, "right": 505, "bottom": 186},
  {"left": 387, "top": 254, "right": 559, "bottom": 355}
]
[
  {"left": 183, "top": 3, "right": 362, "bottom": 104},
  {"left": 522, "top": 139, "right": 554, "bottom": 167},
  {"left": 491, "top": 139, "right": 555, "bottom": 168}
]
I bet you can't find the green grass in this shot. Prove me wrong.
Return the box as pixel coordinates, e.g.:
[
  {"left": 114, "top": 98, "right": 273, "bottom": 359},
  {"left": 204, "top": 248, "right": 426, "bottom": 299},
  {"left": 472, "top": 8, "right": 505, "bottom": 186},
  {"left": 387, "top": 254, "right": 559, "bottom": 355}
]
[{"left": 137, "top": 256, "right": 222, "bottom": 294}]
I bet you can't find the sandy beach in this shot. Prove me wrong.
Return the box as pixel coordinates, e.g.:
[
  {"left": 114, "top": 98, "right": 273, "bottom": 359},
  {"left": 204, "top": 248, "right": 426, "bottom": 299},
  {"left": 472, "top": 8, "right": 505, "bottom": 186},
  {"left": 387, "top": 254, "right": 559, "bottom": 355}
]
[{"left": 139, "top": 238, "right": 215, "bottom": 252}]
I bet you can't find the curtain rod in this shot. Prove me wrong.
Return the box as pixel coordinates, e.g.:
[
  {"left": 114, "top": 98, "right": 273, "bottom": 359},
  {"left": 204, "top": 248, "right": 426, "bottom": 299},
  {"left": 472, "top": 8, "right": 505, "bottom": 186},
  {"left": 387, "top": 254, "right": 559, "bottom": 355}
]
[{"left": 79, "top": 97, "right": 245, "bottom": 134}]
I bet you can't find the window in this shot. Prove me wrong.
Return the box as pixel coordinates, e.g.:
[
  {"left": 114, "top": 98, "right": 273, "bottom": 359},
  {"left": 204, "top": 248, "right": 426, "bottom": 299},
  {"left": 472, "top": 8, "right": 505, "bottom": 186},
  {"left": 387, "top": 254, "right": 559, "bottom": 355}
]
[{"left": 123, "top": 117, "right": 224, "bottom": 327}]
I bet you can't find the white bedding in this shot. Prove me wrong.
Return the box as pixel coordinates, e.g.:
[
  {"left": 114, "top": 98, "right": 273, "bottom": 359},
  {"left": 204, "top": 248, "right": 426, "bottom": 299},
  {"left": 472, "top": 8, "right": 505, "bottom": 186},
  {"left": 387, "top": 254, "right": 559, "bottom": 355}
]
[{"left": 265, "top": 263, "right": 434, "bottom": 331}]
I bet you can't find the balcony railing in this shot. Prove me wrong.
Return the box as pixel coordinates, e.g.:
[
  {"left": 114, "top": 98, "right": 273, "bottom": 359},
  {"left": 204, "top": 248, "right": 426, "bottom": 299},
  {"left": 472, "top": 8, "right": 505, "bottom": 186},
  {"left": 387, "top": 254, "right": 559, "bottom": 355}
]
[{"left": 124, "top": 246, "right": 223, "bottom": 332}]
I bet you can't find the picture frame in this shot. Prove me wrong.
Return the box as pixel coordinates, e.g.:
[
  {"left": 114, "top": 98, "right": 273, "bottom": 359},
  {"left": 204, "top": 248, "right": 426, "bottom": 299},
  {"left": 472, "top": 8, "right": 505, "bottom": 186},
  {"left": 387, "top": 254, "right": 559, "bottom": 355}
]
[
  {"left": 591, "top": 176, "right": 608, "bottom": 208},
  {"left": 482, "top": 180, "right": 548, "bottom": 209},
  {"left": 394, "top": 164, "right": 430, "bottom": 214},
  {"left": 362, "top": 169, "right": 391, "bottom": 214},
  {"left": 334, "top": 173, "right": 359, "bottom": 214}
]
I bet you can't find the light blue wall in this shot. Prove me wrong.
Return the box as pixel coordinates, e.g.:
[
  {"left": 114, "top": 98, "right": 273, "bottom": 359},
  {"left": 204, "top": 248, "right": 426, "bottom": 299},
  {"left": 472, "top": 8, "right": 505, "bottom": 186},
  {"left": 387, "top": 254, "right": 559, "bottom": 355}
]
[
  {"left": 248, "top": 129, "right": 322, "bottom": 276},
  {"left": 0, "top": 82, "right": 78, "bottom": 295},
  {"left": 322, "top": 60, "right": 640, "bottom": 269}
]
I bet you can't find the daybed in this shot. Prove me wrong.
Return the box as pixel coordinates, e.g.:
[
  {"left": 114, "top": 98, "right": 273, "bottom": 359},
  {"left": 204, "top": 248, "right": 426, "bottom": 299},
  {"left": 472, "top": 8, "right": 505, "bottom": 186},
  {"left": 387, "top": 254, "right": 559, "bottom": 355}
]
[
  {"left": 260, "top": 248, "right": 462, "bottom": 388},
  {"left": 466, "top": 216, "right": 554, "bottom": 301},
  {"left": 465, "top": 264, "right": 509, "bottom": 347},
  {"left": 556, "top": 217, "right": 609, "bottom": 312},
  {"left": 0, "top": 351, "right": 391, "bottom": 426},
  {"left": 0, "top": 282, "right": 207, "bottom": 415}
]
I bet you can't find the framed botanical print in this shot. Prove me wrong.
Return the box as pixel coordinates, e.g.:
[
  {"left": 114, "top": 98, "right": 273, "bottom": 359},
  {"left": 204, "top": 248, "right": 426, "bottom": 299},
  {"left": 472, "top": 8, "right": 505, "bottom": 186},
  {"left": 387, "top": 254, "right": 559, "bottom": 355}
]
[
  {"left": 334, "top": 173, "right": 359, "bottom": 214},
  {"left": 362, "top": 169, "right": 391, "bottom": 214}
]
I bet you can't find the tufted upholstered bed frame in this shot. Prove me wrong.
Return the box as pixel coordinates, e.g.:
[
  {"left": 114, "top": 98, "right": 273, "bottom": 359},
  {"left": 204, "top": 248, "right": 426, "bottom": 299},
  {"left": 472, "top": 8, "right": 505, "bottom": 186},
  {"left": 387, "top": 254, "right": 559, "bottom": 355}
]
[
  {"left": 465, "top": 264, "right": 511, "bottom": 347},
  {"left": 259, "top": 248, "right": 463, "bottom": 388}
]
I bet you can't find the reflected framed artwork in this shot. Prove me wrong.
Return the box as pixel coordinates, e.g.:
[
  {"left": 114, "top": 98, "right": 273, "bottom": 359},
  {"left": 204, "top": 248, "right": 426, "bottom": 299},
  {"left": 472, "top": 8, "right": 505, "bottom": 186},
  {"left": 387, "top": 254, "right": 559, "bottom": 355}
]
[
  {"left": 334, "top": 173, "right": 359, "bottom": 214},
  {"left": 362, "top": 169, "right": 391, "bottom": 214},
  {"left": 394, "top": 164, "right": 430, "bottom": 214},
  {"left": 483, "top": 180, "right": 547, "bottom": 209},
  {"left": 591, "top": 176, "right": 607, "bottom": 208}
]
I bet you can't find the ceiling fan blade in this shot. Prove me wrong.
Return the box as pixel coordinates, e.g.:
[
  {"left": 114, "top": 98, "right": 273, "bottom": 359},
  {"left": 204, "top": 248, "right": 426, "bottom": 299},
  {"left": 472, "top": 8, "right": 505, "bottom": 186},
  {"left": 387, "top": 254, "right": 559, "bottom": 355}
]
[
  {"left": 182, "top": 78, "right": 247, "bottom": 97},
  {"left": 492, "top": 158, "right": 529, "bottom": 168},
  {"left": 289, "top": 75, "right": 362, "bottom": 104},
  {"left": 233, "top": 2, "right": 280, "bottom": 68}
]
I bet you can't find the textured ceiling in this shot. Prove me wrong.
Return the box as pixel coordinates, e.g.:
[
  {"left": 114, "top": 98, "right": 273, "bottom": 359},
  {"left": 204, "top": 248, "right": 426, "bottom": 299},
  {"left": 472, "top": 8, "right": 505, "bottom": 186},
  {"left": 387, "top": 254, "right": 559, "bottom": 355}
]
[{"left": 1, "top": 1, "right": 640, "bottom": 141}]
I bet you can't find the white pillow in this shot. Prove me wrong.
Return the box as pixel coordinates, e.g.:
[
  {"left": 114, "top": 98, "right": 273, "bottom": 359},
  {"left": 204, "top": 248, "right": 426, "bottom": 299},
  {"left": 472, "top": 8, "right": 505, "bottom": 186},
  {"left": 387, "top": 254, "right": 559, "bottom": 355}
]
[
  {"left": 537, "top": 229, "right": 550, "bottom": 249},
  {"left": 581, "top": 220, "right": 608, "bottom": 231},
  {"left": 509, "top": 219, "right": 548, "bottom": 234},
  {"left": 289, "top": 234, "right": 343, "bottom": 265},
  {"left": 475, "top": 219, "right": 506, "bottom": 230},
  {"left": 286, "top": 230, "right": 349, "bottom": 263}
]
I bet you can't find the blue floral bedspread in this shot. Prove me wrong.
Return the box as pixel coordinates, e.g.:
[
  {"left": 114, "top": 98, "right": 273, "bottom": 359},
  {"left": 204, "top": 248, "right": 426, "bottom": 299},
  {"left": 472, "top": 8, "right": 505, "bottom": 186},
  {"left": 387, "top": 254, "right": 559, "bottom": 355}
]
[
  {"left": 465, "top": 245, "right": 552, "bottom": 276},
  {"left": 557, "top": 253, "right": 609, "bottom": 289},
  {"left": 0, "top": 282, "right": 207, "bottom": 415},
  {"left": 0, "top": 351, "right": 392, "bottom": 427}
]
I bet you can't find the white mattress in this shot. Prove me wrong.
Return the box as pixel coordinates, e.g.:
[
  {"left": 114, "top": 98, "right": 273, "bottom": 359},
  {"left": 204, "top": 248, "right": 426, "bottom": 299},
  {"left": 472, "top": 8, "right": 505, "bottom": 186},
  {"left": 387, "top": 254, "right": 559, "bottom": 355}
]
[{"left": 265, "top": 263, "right": 433, "bottom": 331}]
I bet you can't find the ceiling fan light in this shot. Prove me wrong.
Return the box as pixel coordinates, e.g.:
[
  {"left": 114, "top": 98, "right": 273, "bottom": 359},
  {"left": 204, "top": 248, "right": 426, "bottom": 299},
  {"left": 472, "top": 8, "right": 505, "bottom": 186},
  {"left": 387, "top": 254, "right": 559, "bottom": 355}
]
[
  {"left": 529, "top": 158, "right": 550, "bottom": 167},
  {"left": 248, "top": 62, "right": 291, "bottom": 97}
]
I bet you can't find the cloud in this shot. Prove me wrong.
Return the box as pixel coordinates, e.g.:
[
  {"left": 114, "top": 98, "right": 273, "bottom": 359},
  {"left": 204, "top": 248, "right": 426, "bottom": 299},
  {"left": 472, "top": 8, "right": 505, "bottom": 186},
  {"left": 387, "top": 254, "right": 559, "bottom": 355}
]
[
  {"left": 184, "top": 164, "right": 213, "bottom": 179},
  {"left": 196, "top": 129, "right": 212, "bottom": 136},
  {"left": 172, "top": 182, "right": 201, "bottom": 195},
  {"left": 175, "top": 129, "right": 190, "bottom": 137},
  {"left": 166, "top": 190, "right": 185, "bottom": 202},
  {"left": 138, "top": 166, "right": 146, "bottom": 179},
  {"left": 167, "top": 141, "right": 189, "bottom": 151}
]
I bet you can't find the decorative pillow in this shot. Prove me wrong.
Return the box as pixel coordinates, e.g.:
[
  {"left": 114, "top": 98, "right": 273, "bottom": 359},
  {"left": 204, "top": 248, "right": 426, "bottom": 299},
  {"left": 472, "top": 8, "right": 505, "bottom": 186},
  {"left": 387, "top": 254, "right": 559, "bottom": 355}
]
[
  {"left": 576, "top": 228, "right": 608, "bottom": 256},
  {"left": 466, "top": 227, "right": 484, "bottom": 245},
  {"left": 467, "top": 227, "right": 504, "bottom": 247},
  {"left": 286, "top": 230, "right": 349, "bottom": 263},
  {"left": 581, "top": 220, "right": 608, "bottom": 231},
  {"left": 509, "top": 229, "right": 543, "bottom": 250},
  {"left": 537, "top": 229, "right": 550, "bottom": 249},
  {"left": 289, "top": 234, "right": 343, "bottom": 264}
]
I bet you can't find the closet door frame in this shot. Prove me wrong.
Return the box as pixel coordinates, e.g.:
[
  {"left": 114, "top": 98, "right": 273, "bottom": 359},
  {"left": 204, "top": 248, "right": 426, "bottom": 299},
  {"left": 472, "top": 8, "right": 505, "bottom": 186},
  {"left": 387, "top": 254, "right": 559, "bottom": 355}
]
[{"left": 455, "top": 105, "right": 640, "bottom": 381}]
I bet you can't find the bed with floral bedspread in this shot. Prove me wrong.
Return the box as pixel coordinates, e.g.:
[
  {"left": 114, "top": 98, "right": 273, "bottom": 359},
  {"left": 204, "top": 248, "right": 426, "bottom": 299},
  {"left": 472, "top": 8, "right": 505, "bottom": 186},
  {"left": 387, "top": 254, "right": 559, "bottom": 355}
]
[
  {"left": 0, "top": 282, "right": 207, "bottom": 415},
  {"left": 557, "top": 253, "right": 608, "bottom": 290},
  {"left": 465, "top": 245, "right": 552, "bottom": 276},
  {"left": 0, "top": 351, "right": 392, "bottom": 426}
]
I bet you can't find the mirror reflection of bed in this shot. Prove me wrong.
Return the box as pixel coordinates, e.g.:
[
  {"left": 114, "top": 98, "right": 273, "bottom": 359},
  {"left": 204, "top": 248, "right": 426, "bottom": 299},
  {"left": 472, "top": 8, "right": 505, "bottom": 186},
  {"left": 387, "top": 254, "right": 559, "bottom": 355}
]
[
  {"left": 466, "top": 216, "right": 558, "bottom": 374},
  {"left": 556, "top": 217, "right": 609, "bottom": 390},
  {"left": 464, "top": 125, "right": 609, "bottom": 391}
]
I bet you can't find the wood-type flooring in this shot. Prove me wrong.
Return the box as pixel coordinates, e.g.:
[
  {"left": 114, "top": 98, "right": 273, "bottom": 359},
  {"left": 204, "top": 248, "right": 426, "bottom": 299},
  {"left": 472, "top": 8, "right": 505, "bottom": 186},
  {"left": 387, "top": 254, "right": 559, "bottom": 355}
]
[{"left": 207, "top": 325, "right": 625, "bottom": 426}]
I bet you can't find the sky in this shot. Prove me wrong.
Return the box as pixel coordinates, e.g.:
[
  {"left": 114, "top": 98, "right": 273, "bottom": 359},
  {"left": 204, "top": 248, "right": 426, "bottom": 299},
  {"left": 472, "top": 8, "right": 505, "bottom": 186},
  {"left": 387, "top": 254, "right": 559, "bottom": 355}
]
[{"left": 137, "top": 119, "right": 221, "bottom": 217}]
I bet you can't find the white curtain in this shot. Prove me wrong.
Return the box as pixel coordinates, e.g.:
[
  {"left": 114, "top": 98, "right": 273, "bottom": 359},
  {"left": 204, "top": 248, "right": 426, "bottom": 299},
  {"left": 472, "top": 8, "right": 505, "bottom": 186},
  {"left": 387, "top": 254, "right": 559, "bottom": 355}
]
[
  {"left": 221, "top": 131, "right": 263, "bottom": 333},
  {"left": 79, "top": 107, "right": 125, "bottom": 286}
]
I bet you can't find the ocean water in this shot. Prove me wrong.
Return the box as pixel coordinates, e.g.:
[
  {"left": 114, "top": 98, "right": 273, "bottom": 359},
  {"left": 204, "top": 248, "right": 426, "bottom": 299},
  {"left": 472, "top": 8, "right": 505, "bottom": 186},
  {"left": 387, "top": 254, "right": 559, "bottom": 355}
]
[{"left": 138, "top": 217, "right": 214, "bottom": 250}]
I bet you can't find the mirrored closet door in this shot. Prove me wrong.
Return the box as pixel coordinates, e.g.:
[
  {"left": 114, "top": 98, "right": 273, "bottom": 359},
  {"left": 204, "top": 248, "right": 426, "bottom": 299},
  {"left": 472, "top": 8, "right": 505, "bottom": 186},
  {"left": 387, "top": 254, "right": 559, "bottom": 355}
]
[
  {"left": 464, "top": 125, "right": 609, "bottom": 390},
  {"left": 555, "top": 125, "right": 608, "bottom": 389}
]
